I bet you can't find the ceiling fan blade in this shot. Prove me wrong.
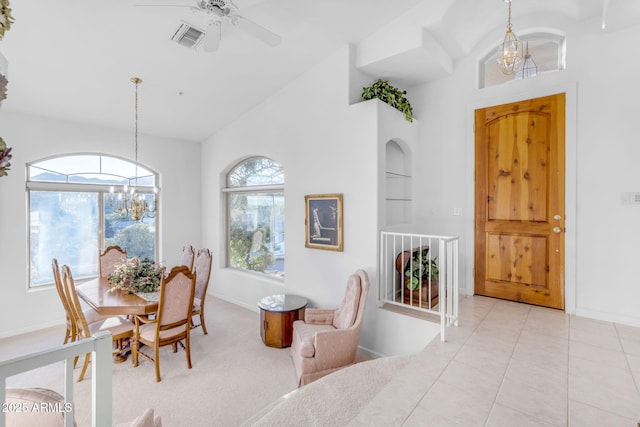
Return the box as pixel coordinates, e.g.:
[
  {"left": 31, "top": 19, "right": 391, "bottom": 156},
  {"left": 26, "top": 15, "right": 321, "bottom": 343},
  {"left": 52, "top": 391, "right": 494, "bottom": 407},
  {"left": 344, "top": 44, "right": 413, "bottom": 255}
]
[
  {"left": 135, "top": 4, "right": 194, "bottom": 7},
  {"left": 231, "top": 15, "right": 281, "bottom": 47},
  {"left": 202, "top": 22, "right": 221, "bottom": 52}
]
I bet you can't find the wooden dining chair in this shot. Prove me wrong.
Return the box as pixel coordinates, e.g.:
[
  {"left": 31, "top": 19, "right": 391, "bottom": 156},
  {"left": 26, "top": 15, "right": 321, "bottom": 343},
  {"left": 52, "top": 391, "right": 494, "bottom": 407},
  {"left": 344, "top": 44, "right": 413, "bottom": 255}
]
[
  {"left": 132, "top": 265, "right": 196, "bottom": 382},
  {"left": 52, "top": 258, "right": 76, "bottom": 345},
  {"left": 99, "top": 245, "right": 127, "bottom": 278},
  {"left": 61, "top": 264, "right": 134, "bottom": 382},
  {"left": 191, "top": 248, "right": 213, "bottom": 334},
  {"left": 52, "top": 258, "right": 107, "bottom": 346},
  {"left": 180, "top": 245, "right": 195, "bottom": 271}
]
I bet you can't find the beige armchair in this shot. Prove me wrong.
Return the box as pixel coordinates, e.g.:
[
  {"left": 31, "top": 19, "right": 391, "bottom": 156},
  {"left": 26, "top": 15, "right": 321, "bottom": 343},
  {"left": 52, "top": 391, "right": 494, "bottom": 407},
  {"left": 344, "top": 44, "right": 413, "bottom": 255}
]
[{"left": 290, "top": 269, "right": 369, "bottom": 386}]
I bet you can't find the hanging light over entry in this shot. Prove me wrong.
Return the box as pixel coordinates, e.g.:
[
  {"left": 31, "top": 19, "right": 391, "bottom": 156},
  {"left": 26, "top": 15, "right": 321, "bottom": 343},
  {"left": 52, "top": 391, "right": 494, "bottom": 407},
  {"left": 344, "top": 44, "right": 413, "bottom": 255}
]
[{"left": 497, "top": 0, "right": 523, "bottom": 75}]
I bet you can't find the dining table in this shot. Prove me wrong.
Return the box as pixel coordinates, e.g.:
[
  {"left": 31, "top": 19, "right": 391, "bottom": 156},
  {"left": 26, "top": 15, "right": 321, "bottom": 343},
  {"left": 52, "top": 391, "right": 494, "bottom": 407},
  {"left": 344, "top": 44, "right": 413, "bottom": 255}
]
[
  {"left": 76, "top": 276, "right": 158, "bottom": 317},
  {"left": 76, "top": 277, "right": 158, "bottom": 363}
]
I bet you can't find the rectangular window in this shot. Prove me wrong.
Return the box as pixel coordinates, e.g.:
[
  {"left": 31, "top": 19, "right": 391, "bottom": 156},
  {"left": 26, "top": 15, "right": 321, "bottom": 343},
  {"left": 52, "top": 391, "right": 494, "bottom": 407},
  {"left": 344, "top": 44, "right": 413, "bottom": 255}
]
[
  {"left": 227, "top": 192, "right": 284, "bottom": 278},
  {"left": 28, "top": 191, "right": 157, "bottom": 288},
  {"left": 30, "top": 191, "right": 99, "bottom": 286}
]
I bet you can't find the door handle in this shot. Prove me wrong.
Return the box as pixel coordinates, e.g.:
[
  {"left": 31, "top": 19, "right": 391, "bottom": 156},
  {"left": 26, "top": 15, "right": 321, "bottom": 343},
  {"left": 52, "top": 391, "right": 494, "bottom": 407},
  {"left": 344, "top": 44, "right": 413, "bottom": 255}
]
[
  {"left": 553, "top": 227, "right": 562, "bottom": 233},
  {"left": 553, "top": 214, "right": 562, "bottom": 220}
]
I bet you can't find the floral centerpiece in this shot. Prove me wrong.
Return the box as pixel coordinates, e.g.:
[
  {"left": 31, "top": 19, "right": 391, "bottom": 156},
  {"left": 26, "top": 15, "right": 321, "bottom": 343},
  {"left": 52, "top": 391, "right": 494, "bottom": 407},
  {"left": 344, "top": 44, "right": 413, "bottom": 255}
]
[
  {"left": 0, "top": 137, "right": 12, "bottom": 177},
  {"left": 0, "top": 0, "right": 14, "bottom": 40},
  {"left": 107, "top": 257, "right": 164, "bottom": 293}
]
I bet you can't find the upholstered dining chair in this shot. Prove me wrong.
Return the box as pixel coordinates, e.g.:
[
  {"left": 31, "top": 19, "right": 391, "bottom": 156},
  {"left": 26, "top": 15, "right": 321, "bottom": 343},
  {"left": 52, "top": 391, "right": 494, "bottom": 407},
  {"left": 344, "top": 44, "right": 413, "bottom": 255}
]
[
  {"left": 99, "top": 245, "right": 127, "bottom": 278},
  {"left": 180, "top": 245, "right": 196, "bottom": 271},
  {"left": 290, "top": 269, "right": 370, "bottom": 386},
  {"left": 52, "top": 259, "right": 106, "bottom": 346},
  {"left": 132, "top": 265, "right": 196, "bottom": 382},
  {"left": 191, "top": 248, "right": 213, "bottom": 334},
  {"left": 61, "top": 265, "right": 134, "bottom": 382}
]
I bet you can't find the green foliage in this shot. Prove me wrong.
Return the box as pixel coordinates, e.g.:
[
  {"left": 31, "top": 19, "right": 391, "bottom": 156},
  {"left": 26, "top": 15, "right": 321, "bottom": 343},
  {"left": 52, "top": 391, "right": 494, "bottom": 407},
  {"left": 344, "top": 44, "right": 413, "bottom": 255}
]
[
  {"left": 105, "top": 223, "right": 155, "bottom": 260},
  {"left": 108, "top": 257, "right": 164, "bottom": 293},
  {"left": 404, "top": 250, "right": 439, "bottom": 291},
  {"left": 0, "top": 0, "right": 15, "bottom": 40},
  {"left": 362, "top": 79, "right": 414, "bottom": 122},
  {"left": 229, "top": 226, "right": 274, "bottom": 272}
]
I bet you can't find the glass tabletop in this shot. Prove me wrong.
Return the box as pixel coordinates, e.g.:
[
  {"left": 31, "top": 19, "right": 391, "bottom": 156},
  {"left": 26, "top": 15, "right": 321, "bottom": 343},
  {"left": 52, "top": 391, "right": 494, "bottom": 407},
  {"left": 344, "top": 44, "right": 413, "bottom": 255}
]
[{"left": 258, "top": 294, "right": 307, "bottom": 312}]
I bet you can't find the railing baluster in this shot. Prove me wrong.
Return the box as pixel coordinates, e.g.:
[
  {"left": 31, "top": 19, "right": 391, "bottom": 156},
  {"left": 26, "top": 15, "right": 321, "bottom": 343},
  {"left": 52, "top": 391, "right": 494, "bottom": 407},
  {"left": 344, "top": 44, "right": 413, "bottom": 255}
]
[{"left": 379, "top": 232, "right": 459, "bottom": 341}]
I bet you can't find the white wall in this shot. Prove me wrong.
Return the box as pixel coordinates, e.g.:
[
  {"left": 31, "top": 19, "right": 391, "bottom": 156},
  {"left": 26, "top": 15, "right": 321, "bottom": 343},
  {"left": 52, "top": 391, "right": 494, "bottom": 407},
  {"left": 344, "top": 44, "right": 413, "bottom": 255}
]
[
  {"left": 409, "top": 20, "right": 640, "bottom": 326},
  {"left": 201, "top": 46, "right": 440, "bottom": 357},
  {"left": 0, "top": 111, "right": 201, "bottom": 337}
]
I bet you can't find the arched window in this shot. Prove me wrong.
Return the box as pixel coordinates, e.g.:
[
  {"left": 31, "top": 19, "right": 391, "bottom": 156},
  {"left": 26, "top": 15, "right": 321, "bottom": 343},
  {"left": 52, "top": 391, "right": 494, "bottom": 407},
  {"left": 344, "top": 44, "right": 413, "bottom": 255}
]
[
  {"left": 480, "top": 32, "right": 566, "bottom": 88},
  {"left": 27, "top": 154, "right": 159, "bottom": 288},
  {"left": 224, "top": 157, "right": 284, "bottom": 278}
]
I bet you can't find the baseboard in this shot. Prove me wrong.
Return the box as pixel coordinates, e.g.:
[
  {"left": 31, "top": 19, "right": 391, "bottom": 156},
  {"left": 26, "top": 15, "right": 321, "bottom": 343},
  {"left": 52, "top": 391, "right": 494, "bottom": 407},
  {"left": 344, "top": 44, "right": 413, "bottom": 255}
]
[
  {"left": 210, "top": 292, "right": 260, "bottom": 314},
  {"left": 575, "top": 307, "right": 640, "bottom": 328},
  {"left": 357, "top": 345, "right": 386, "bottom": 359},
  {"left": 0, "top": 320, "right": 65, "bottom": 340}
]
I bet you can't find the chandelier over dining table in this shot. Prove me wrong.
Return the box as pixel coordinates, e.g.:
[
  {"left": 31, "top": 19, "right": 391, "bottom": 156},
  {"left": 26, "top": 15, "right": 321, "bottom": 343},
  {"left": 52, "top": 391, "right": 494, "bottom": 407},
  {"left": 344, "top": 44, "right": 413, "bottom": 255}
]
[{"left": 109, "top": 77, "right": 159, "bottom": 222}]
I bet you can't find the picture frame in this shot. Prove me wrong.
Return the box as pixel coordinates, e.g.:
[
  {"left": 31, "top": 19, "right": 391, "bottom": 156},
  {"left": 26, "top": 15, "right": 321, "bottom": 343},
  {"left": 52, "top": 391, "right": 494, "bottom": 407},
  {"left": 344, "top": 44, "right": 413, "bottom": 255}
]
[{"left": 305, "top": 193, "right": 343, "bottom": 252}]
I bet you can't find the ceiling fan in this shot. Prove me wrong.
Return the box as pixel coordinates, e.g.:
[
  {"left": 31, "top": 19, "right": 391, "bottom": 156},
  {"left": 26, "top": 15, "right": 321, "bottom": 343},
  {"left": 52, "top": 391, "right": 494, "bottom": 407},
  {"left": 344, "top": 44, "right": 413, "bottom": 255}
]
[{"left": 136, "top": 0, "right": 281, "bottom": 52}]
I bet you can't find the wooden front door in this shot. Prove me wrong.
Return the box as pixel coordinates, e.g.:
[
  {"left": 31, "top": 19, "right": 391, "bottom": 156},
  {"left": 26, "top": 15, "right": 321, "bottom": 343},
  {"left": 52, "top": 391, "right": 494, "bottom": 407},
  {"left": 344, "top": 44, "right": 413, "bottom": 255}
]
[{"left": 474, "top": 93, "right": 565, "bottom": 309}]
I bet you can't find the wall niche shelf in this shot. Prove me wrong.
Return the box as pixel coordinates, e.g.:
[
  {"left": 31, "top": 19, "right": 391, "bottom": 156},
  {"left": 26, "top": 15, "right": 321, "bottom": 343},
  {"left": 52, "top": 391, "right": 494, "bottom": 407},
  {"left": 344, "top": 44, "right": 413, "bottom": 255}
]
[{"left": 385, "top": 140, "right": 412, "bottom": 226}]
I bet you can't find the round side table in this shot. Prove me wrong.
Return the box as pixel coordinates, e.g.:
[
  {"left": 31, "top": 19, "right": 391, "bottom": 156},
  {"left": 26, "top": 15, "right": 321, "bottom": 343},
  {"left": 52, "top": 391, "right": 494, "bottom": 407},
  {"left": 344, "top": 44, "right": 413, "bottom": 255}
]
[{"left": 258, "top": 294, "right": 307, "bottom": 348}]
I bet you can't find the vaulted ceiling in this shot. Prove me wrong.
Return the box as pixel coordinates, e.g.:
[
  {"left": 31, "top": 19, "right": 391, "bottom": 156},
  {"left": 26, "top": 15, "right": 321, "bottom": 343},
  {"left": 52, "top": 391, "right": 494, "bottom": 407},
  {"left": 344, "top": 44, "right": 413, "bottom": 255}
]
[{"left": 1, "top": 0, "right": 638, "bottom": 142}]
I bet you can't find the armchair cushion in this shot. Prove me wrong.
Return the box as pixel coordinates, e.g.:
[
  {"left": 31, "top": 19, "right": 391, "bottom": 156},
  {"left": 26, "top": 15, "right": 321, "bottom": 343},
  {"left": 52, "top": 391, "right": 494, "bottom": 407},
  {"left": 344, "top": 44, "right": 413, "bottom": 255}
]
[
  {"left": 292, "top": 321, "right": 335, "bottom": 357},
  {"left": 304, "top": 308, "right": 335, "bottom": 325},
  {"left": 332, "top": 275, "right": 361, "bottom": 329}
]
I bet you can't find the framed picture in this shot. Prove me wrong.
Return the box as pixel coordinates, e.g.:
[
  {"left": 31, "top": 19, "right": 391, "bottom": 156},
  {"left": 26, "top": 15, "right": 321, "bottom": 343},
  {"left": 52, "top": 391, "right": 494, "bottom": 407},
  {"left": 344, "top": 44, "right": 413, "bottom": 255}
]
[{"left": 305, "top": 193, "right": 343, "bottom": 252}]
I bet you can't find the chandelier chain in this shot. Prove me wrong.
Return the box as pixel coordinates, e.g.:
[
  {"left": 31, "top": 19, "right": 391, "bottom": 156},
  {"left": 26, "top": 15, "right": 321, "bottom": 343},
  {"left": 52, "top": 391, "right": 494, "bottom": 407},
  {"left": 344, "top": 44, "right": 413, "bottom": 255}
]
[
  {"left": 109, "top": 77, "right": 158, "bottom": 222},
  {"left": 133, "top": 77, "right": 140, "bottom": 186}
]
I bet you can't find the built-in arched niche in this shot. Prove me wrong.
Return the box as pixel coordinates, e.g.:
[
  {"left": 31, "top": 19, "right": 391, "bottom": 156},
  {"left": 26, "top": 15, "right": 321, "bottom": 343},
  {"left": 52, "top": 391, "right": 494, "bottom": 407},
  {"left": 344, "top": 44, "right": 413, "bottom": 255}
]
[{"left": 384, "top": 139, "right": 412, "bottom": 226}]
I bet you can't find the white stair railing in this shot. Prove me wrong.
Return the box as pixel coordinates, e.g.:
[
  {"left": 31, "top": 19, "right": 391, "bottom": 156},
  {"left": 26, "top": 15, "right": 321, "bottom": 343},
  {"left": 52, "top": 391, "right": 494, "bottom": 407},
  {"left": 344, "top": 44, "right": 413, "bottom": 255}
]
[
  {"left": 379, "top": 231, "right": 459, "bottom": 341},
  {"left": 0, "top": 331, "right": 113, "bottom": 427}
]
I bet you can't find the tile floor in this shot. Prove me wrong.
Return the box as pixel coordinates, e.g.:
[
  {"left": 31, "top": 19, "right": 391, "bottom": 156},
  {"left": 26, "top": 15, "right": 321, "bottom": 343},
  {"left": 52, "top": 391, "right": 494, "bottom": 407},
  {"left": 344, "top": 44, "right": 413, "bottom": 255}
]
[
  {"left": 3, "top": 296, "right": 639, "bottom": 426},
  {"left": 353, "top": 295, "right": 640, "bottom": 426}
]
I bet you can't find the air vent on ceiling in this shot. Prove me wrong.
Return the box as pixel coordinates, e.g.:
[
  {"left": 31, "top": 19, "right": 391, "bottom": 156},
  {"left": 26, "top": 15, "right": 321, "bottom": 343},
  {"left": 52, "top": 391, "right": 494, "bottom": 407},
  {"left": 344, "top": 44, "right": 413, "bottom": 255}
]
[
  {"left": 621, "top": 192, "right": 640, "bottom": 205},
  {"left": 171, "top": 22, "right": 205, "bottom": 49}
]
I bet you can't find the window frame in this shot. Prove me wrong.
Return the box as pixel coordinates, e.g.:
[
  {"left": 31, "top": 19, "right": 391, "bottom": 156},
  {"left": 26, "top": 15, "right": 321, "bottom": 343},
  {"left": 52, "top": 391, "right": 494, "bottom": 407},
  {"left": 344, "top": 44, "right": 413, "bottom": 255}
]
[
  {"left": 479, "top": 31, "right": 566, "bottom": 89},
  {"left": 26, "top": 153, "right": 159, "bottom": 289},
  {"left": 223, "top": 156, "right": 285, "bottom": 280}
]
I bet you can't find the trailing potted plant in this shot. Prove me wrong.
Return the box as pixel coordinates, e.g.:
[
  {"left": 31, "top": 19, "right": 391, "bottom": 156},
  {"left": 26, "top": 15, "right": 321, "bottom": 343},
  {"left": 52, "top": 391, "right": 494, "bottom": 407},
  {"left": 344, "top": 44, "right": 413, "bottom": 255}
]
[
  {"left": 395, "top": 247, "right": 439, "bottom": 307},
  {"left": 361, "top": 79, "right": 414, "bottom": 122}
]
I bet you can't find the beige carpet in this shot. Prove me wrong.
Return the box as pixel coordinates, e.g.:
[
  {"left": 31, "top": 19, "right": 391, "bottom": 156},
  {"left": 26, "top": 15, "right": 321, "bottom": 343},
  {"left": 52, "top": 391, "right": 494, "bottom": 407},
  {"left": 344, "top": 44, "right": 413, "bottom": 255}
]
[
  {"left": 0, "top": 297, "right": 392, "bottom": 427},
  {"left": 1, "top": 297, "right": 304, "bottom": 426}
]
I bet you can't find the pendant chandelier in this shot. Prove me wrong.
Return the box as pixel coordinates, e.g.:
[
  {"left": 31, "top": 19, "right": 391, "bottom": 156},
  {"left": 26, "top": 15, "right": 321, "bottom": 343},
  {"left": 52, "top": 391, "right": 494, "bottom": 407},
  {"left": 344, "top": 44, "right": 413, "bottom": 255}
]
[
  {"left": 516, "top": 41, "right": 538, "bottom": 79},
  {"left": 109, "top": 77, "right": 158, "bottom": 222},
  {"left": 497, "top": 0, "right": 523, "bottom": 75}
]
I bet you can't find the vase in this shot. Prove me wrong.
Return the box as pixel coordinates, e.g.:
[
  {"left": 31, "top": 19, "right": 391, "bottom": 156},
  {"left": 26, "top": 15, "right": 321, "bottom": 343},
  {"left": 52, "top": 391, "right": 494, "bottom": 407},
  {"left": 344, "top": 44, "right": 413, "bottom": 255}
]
[{"left": 402, "top": 279, "right": 439, "bottom": 308}]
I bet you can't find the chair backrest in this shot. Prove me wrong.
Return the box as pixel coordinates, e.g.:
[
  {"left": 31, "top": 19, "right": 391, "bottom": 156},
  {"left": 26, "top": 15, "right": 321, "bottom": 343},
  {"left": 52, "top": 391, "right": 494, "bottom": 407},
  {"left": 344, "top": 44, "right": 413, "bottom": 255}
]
[
  {"left": 61, "top": 265, "right": 91, "bottom": 338},
  {"left": 180, "top": 245, "right": 195, "bottom": 271},
  {"left": 193, "top": 248, "right": 212, "bottom": 301},
  {"left": 99, "top": 245, "right": 127, "bottom": 278},
  {"left": 51, "top": 259, "right": 73, "bottom": 320},
  {"left": 157, "top": 266, "right": 196, "bottom": 329},
  {"left": 332, "top": 269, "right": 369, "bottom": 330}
]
